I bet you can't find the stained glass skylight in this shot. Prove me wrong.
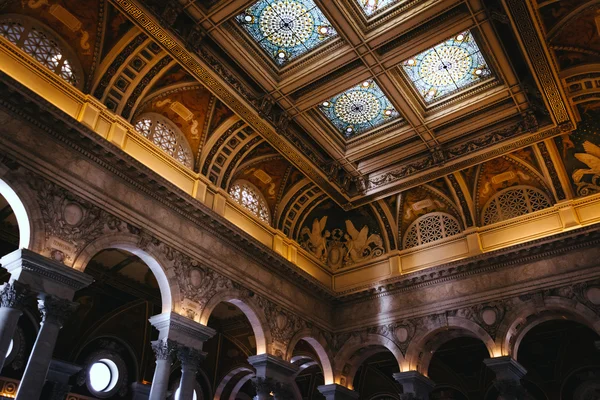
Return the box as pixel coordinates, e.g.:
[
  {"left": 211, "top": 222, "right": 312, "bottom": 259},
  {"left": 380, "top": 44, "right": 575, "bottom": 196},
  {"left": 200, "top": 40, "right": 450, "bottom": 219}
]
[
  {"left": 236, "top": 0, "right": 337, "bottom": 65},
  {"left": 357, "top": 0, "right": 397, "bottom": 16},
  {"left": 319, "top": 79, "right": 400, "bottom": 137},
  {"left": 401, "top": 30, "right": 492, "bottom": 104}
]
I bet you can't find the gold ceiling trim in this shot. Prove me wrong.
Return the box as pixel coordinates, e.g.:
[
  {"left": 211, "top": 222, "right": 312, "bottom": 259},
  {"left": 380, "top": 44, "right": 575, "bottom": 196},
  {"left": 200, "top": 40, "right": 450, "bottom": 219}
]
[
  {"left": 109, "top": 0, "right": 349, "bottom": 205},
  {"left": 505, "top": 0, "right": 570, "bottom": 124}
]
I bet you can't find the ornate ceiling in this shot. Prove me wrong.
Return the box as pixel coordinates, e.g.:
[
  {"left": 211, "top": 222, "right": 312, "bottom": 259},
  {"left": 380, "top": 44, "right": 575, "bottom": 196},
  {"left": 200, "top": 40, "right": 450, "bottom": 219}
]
[{"left": 2, "top": 0, "right": 599, "bottom": 274}]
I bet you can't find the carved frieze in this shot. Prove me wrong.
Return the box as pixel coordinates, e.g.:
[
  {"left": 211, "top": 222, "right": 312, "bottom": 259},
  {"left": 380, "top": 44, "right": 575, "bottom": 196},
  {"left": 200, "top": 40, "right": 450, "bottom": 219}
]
[{"left": 29, "top": 178, "right": 126, "bottom": 262}]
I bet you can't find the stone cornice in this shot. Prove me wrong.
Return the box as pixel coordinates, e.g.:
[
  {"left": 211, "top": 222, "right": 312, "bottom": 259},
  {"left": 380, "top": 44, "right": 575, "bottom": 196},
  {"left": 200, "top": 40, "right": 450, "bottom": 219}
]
[
  {"left": 0, "top": 72, "right": 336, "bottom": 302},
  {"left": 335, "top": 224, "right": 600, "bottom": 304}
]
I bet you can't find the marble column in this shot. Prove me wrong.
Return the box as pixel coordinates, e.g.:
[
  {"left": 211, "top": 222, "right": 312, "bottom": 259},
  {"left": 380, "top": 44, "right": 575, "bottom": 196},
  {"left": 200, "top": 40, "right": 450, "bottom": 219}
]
[
  {"left": 393, "top": 371, "right": 435, "bottom": 400},
  {"left": 45, "top": 359, "right": 81, "bottom": 400},
  {"left": 148, "top": 313, "right": 216, "bottom": 400},
  {"left": 131, "top": 381, "right": 152, "bottom": 400},
  {"left": 318, "top": 383, "right": 360, "bottom": 400},
  {"left": 148, "top": 338, "right": 176, "bottom": 400},
  {"left": 251, "top": 376, "right": 275, "bottom": 400},
  {"left": 177, "top": 346, "right": 206, "bottom": 400},
  {"left": 0, "top": 281, "right": 30, "bottom": 371},
  {"left": 248, "top": 354, "right": 299, "bottom": 400},
  {"left": 15, "top": 296, "right": 78, "bottom": 400},
  {"left": 484, "top": 357, "right": 527, "bottom": 400}
]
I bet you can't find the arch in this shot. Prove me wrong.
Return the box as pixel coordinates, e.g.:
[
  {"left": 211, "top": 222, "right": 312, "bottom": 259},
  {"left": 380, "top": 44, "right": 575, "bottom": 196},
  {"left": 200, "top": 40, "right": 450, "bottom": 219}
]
[
  {"left": 481, "top": 185, "right": 553, "bottom": 226},
  {"left": 403, "top": 212, "right": 462, "bottom": 249},
  {"left": 213, "top": 367, "right": 254, "bottom": 400},
  {"left": 496, "top": 297, "right": 600, "bottom": 358},
  {"left": 0, "top": 178, "right": 31, "bottom": 250},
  {"left": 200, "top": 289, "right": 270, "bottom": 355},
  {"left": 286, "top": 329, "right": 335, "bottom": 385},
  {"left": 228, "top": 179, "right": 271, "bottom": 224},
  {"left": 71, "top": 232, "right": 178, "bottom": 314},
  {"left": 334, "top": 334, "right": 405, "bottom": 389},
  {"left": 133, "top": 112, "right": 193, "bottom": 168},
  {"left": 0, "top": 175, "right": 46, "bottom": 253},
  {"left": 228, "top": 373, "right": 254, "bottom": 400},
  {"left": 405, "top": 317, "right": 495, "bottom": 374},
  {"left": 0, "top": 14, "right": 83, "bottom": 88}
]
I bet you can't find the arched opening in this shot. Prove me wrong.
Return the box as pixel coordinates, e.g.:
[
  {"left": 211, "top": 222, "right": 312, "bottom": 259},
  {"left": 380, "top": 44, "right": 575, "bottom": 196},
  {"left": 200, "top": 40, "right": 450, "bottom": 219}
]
[
  {"left": 516, "top": 320, "right": 600, "bottom": 400},
  {"left": 427, "top": 337, "right": 494, "bottom": 400},
  {"left": 352, "top": 348, "right": 401, "bottom": 399},
  {"left": 290, "top": 339, "right": 326, "bottom": 399},
  {"left": 203, "top": 302, "right": 259, "bottom": 400},
  {"left": 50, "top": 248, "right": 165, "bottom": 399},
  {"left": 0, "top": 180, "right": 29, "bottom": 252}
]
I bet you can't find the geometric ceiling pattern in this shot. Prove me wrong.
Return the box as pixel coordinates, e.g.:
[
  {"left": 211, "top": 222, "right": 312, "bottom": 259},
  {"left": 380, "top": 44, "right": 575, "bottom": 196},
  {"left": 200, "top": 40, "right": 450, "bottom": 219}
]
[
  {"left": 236, "top": 0, "right": 337, "bottom": 65},
  {"left": 356, "top": 0, "right": 397, "bottom": 17},
  {"left": 401, "top": 30, "right": 492, "bottom": 103},
  {"left": 318, "top": 79, "right": 400, "bottom": 137}
]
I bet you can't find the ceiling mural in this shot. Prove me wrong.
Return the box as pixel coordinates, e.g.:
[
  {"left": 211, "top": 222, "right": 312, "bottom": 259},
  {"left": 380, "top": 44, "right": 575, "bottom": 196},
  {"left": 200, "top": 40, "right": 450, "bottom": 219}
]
[
  {"left": 134, "top": 86, "right": 217, "bottom": 159},
  {"left": 318, "top": 79, "right": 401, "bottom": 137},
  {"left": 298, "top": 200, "right": 385, "bottom": 270},
  {"left": 100, "top": 2, "right": 132, "bottom": 61},
  {"left": 235, "top": 0, "right": 337, "bottom": 65},
  {"left": 4, "top": 0, "right": 600, "bottom": 271},
  {"left": 474, "top": 156, "right": 553, "bottom": 225},
  {"left": 4, "top": 0, "right": 105, "bottom": 87},
  {"left": 554, "top": 103, "right": 600, "bottom": 198},
  {"left": 401, "top": 30, "right": 493, "bottom": 104},
  {"left": 539, "top": 0, "right": 600, "bottom": 69},
  {"left": 399, "top": 185, "right": 462, "bottom": 248}
]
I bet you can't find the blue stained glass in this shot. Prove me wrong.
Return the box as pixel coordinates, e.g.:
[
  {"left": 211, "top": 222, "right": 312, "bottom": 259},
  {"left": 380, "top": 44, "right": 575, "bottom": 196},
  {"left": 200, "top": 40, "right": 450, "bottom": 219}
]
[
  {"left": 356, "top": 0, "right": 398, "bottom": 16},
  {"left": 319, "top": 79, "right": 400, "bottom": 137},
  {"left": 236, "top": 0, "right": 337, "bottom": 65},
  {"left": 401, "top": 30, "right": 492, "bottom": 103}
]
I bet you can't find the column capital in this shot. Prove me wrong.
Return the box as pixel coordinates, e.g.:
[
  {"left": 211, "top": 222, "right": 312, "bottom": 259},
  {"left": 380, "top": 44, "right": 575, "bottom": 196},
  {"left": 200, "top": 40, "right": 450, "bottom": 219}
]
[
  {"left": 1, "top": 249, "right": 93, "bottom": 300},
  {"left": 317, "top": 383, "right": 360, "bottom": 400},
  {"left": 38, "top": 296, "right": 78, "bottom": 327},
  {"left": 484, "top": 357, "right": 527, "bottom": 399},
  {"left": 393, "top": 371, "right": 435, "bottom": 400},
  {"left": 248, "top": 354, "right": 299, "bottom": 383},
  {"left": 0, "top": 281, "right": 32, "bottom": 309},
  {"left": 151, "top": 338, "right": 177, "bottom": 361},
  {"left": 176, "top": 346, "right": 206, "bottom": 372},
  {"left": 483, "top": 356, "right": 527, "bottom": 381},
  {"left": 149, "top": 312, "right": 216, "bottom": 351}
]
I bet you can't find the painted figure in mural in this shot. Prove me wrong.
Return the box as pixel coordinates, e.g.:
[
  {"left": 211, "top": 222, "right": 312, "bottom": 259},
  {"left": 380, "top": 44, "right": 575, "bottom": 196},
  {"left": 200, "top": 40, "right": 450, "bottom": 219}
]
[
  {"left": 300, "top": 216, "right": 328, "bottom": 261},
  {"left": 573, "top": 141, "right": 600, "bottom": 186}
]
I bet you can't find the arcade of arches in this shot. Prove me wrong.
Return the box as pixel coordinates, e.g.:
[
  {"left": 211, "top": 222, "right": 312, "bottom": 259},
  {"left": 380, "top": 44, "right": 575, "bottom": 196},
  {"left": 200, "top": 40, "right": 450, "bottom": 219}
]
[{"left": 2, "top": 0, "right": 600, "bottom": 399}]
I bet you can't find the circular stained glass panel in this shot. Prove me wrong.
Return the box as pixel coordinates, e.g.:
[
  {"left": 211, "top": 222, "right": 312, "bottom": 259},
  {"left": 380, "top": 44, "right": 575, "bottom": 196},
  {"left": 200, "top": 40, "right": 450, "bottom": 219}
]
[
  {"left": 419, "top": 45, "right": 471, "bottom": 87},
  {"left": 334, "top": 90, "right": 381, "bottom": 125},
  {"left": 260, "top": 1, "right": 314, "bottom": 47}
]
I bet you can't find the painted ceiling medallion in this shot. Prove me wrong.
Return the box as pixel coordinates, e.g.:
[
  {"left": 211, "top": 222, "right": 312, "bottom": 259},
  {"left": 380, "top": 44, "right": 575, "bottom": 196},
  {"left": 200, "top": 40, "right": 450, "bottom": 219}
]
[
  {"left": 357, "top": 0, "right": 397, "bottom": 16},
  {"left": 319, "top": 79, "right": 400, "bottom": 137},
  {"left": 401, "top": 30, "right": 492, "bottom": 103},
  {"left": 236, "top": 0, "right": 337, "bottom": 65}
]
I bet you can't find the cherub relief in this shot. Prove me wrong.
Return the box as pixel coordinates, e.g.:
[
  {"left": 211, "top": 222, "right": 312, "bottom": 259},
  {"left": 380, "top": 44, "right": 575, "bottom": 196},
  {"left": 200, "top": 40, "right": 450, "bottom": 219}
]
[
  {"left": 573, "top": 141, "right": 600, "bottom": 195},
  {"left": 300, "top": 216, "right": 328, "bottom": 261},
  {"left": 344, "top": 220, "right": 384, "bottom": 264}
]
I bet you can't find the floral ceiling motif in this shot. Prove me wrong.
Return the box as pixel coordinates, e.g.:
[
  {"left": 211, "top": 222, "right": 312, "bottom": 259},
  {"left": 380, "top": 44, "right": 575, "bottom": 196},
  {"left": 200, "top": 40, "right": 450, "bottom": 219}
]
[
  {"left": 356, "top": 0, "right": 397, "bottom": 16},
  {"left": 236, "top": 0, "right": 337, "bottom": 65},
  {"left": 401, "top": 30, "right": 492, "bottom": 103},
  {"left": 318, "top": 79, "right": 400, "bottom": 137}
]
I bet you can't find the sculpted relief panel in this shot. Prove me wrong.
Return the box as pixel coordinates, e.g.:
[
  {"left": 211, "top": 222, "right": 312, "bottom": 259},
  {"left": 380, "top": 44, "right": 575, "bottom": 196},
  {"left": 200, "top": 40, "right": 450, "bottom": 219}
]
[{"left": 298, "top": 200, "right": 385, "bottom": 270}]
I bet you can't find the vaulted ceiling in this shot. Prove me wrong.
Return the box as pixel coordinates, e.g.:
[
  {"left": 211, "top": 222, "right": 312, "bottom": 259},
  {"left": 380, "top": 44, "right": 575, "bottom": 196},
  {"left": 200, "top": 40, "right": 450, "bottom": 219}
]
[{"left": 2, "top": 0, "right": 599, "bottom": 273}]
